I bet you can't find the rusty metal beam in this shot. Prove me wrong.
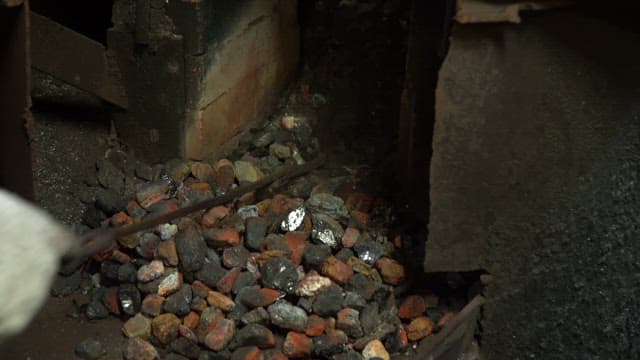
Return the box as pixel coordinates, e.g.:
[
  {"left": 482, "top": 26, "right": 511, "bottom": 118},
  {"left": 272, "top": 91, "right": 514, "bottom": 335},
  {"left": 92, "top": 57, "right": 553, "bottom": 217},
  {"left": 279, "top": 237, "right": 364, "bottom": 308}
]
[
  {"left": 0, "top": 0, "right": 34, "bottom": 199},
  {"left": 30, "top": 11, "right": 128, "bottom": 109},
  {"left": 416, "top": 295, "right": 485, "bottom": 359}
]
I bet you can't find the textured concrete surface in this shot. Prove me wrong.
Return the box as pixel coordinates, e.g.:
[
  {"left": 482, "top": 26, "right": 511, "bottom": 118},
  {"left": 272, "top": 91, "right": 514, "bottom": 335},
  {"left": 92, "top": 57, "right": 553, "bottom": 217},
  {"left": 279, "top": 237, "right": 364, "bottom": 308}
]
[
  {"left": 109, "top": 0, "right": 299, "bottom": 162},
  {"left": 185, "top": 0, "right": 300, "bottom": 161},
  {"left": 427, "top": 7, "right": 640, "bottom": 359}
]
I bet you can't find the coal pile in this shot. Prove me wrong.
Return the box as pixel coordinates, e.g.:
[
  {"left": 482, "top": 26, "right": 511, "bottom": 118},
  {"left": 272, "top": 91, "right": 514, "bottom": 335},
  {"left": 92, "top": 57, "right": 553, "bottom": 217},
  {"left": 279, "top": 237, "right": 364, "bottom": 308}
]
[{"left": 65, "top": 108, "right": 459, "bottom": 360}]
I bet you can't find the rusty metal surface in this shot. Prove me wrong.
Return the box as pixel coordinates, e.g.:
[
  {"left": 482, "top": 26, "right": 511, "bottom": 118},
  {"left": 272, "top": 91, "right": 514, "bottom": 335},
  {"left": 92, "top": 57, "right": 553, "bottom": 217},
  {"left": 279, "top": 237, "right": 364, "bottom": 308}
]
[
  {"left": 30, "top": 11, "right": 128, "bottom": 108},
  {"left": 0, "top": 1, "right": 34, "bottom": 199},
  {"left": 456, "top": 0, "right": 575, "bottom": 23},
  {"left": 416, "top": 296, "right": 484, "bottom": 359}
]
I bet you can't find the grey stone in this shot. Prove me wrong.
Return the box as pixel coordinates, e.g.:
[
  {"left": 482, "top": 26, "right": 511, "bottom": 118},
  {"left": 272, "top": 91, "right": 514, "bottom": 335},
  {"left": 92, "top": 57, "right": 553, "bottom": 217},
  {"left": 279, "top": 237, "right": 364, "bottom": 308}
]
[
  {"left": 119, "top": 284, "right": 142, "bottom": 316},
  {"left": 222, "top": 246, "right": 250, "bottom": 269},
  {"left": 312, "top": 335, "right": 347, "bottom": 359},
  {"left": 302, "top": 244, "right": 332, "bottom": 269},
  {"left": 95, "top": 188, "right": 126, "bottom": 215},
  {"left": 175, "top": 225, "right": 207, "bottom": 272},
  {"left": 241, "top": 307, "right": 270, "bottom": 325},
  {"left": 100, "top": 261, "right": 120, "bottom": 282},
  {"left": 311, "top": 213, "right": 344, "bottom": 248},
  {"left": 137, "top": 233, "right": 161, "bottom": 259},
  {"left": 313, "top": 285, "right": 343, "bottom": 317},
  {"left": 164, "top": 284, "right": 193, "bottom": 316},
  {"left": 231, "top": 272, "right": 258, "bottom": 295},
  {"left": 353, "top": 240, "right": 385, "bottom": 265},
  {"left": 118, "top": 262, "right": 138, "bottom": 283},
  {"left": 260, "top": 257, "right": 300, "bottom": 294},
  {"left": 195, "top": 260, "right": 227, "bottom": 288},
  {"left": 75, "top": 337, "right": 104, "bottom": 360},
  {"left": 244, "top": 217, "right": 268, "bottom": 251},
  {"left": 343, "top": 291, "right": 367, "bottom": 311},
  {"left": 306, "top": 193, "right": 349, "bottom": 221},
  {"left": 169, "top": 337, "right": 201, "bottom": 359},
  {"left": 269, "top": 142, "right": 291, "bottom": 159},
  {"left": 267, "top": 300, "right": 308, "bottom": 332},
  {"left": 97, "top": 159, "right": 125, "bottom": 193},
  {"left": 228, "top": 323, "right": 274, "bottom": 350}
]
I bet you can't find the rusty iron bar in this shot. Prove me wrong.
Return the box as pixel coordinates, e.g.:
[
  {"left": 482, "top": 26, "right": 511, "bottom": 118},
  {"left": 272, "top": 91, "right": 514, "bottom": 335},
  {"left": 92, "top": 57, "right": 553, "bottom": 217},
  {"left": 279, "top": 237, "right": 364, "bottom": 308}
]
[
  {"left": 30, "top": 11, "right": 128, "bottom": 109},
  {"left": 417, "top": 295, "right": 485, "bottom": 359},
  {"left": 0, "top": 0, "right": 34, "bottom": 199}
]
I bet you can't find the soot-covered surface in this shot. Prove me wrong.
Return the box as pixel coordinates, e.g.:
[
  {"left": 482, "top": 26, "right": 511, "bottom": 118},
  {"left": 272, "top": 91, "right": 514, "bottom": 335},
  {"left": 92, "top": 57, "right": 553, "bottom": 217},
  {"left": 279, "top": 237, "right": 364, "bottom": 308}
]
[{"left": 428, "top": 6, "right": 640, "bottom": 359}]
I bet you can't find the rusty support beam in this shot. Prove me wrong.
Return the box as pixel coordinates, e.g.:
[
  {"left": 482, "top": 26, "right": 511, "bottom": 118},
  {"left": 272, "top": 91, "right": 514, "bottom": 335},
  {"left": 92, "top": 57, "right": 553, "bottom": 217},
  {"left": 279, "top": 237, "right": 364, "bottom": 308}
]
[
  {"left": 0, "top": 1, "right": 34, "bottom": 199},
  {"left": 416, "top": 295, "right": 485, "bottom": 359},
  {"left": 30, "top": 11, "right": 128, "bottom": 109}
]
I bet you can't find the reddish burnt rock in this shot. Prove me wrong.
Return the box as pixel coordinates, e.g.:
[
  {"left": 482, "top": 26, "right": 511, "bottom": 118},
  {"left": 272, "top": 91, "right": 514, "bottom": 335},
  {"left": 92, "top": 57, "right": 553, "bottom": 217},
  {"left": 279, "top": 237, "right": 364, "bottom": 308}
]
[
  {"left": 305, "top": 315, "right": 326, "bottom": 337},
  {"left": 321, "top": 256, "right": 354, "bottom": 285},
  {"left": 375, "top": 257, "right": 405, "bottom": 285},
  {"left": 127, "top": 200, "right": 146, "bottom": 218},
  {"left": 111, "top": 211, "right": 133, "bottom": 227},
  {"left": 398, "top": 295, "right": 426, "bottom": 319},
  {"left": 283, "top": 332, "right": 313, "bottom": 358},
  {"left": 202, "top": 205, "right": 230, "bottom": 228},
  {"left": 341, "top": 227, "right": 360, "bottom": 248},
  {"left": 137, "top": 260, "right": 165, "bottom": 282},
  {"left": 203, "top": 228, "right": 241, "bottom": 248},
  {"left": 284, "top": 231, "right": 307, "bottom": 265},
  {"left": 123, "top": 337, "right": 159, "bottom": 360},
  {"left": 231, "top": 346, "right": 262, "bottom": 360},
  {"left": 136, "top": 179, "right": 171, "bottom": 209},
  {"left": 385, "top": 325, "right": 409, "bottom": 353},
  {"left": 214, "top": 159, "right": 236, "bottom": 189},
  {"left": 111, "top": 249, "right": 132, "bottom": 263},
  {"left": 157, "top": 239, "right": 179, "bottom": 266},
  {"left": 207, "top": 291, "right": 236, "bottom": 311},
  {"left": 191, "top": 298, "right": 209, "bottom": 313},
  {"left": 268, "top": 194, "right": 291, "bottom": 215},
  {"left": 183, "top": 311, "right": 200, "bottom": 329},
  {"left": 406, "top": 316, "right": 434, "bottom": 341},
  {"left": 204, "top": 319, "right": 236, "bottom": 351},
  {"left": 350, "top": 210, "right": 369, "bottom": 228},
  {"left": 191, "top": 280, "right": 214, "bottom": 298},
  {"left": 217, "top": 267, "right": 242, "bottom": 294},
  {"left": 345, "top": 192, "right": 374, "bottom": 213},
  {"left": 191, "top": 162, "right": 216, "bottom": 183},
  {"left": 102, "top": 287, "right": 120, "bottom": 315},
  {"left": 141, "top": 294, "right": 165, "bottom": 317},
  {"left": 151, "top": 313, "right": 181, "bottom": 344},
  {"left": 336, "top": 308, "right": 364, "bottom": 338}
]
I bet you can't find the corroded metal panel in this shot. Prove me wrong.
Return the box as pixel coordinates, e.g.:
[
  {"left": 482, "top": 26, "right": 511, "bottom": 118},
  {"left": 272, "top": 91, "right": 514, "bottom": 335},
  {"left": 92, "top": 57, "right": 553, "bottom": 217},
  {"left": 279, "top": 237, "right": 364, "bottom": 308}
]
[{"left": 0, "top": 1, "right": 33, "bottom": 199}]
